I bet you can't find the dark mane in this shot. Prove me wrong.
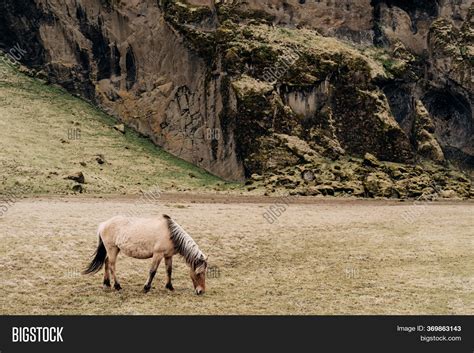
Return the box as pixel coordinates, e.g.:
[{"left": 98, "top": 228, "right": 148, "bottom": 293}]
[{"left": 164, "top": 215, "right": 206, "bottom": 271}]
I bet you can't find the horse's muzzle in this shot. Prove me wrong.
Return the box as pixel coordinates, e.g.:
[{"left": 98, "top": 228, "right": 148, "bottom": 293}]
[{"left": 195, "top": 288, "right": 204, "bottom": 295}]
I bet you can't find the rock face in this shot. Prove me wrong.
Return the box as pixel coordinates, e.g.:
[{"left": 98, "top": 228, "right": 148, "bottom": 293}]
[
  {"left": 0, "top": 0, "right": 244, "bottom": 180},
  {"left": 232, "top": 0, "right": 375, "bottom": 43},
  {"left": 0, "top": 0, "right": 472, "bottom": 197}
]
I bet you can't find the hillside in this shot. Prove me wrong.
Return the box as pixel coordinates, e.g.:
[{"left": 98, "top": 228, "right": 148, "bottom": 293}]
[{"left": 0, "top": 58, "right": 234, "bottom": 195}]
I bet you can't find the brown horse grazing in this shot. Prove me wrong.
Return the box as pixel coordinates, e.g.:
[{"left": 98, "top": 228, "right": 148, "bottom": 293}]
[{"left": 83, "top": 215, "right": 208, "bottom": 295}]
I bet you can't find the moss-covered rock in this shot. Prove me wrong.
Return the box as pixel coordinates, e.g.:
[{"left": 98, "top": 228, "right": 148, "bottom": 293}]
[
  {"left": 364, "top": 171, "right": 395, "bottom": 198},
  {"left": 413, "top": 100, "right": 445, "bottom": 163},
  {"left": 117, "top": 3, "right": 474, "bottom": 197}
]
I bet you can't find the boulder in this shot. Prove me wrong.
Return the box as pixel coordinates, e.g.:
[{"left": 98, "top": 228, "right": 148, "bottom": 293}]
[
  {"left": 301, "top": 170, "right": 315, "bottom": 183},
  {"left": 113, "top": 124, "right": 126, "bottom": 134},
  {"left": 298, "top": 186, "right": 321, "bottom": 196},
  {"left": 315, "top": 185, "right": 335, "bottom": 196},
  {"left": 72, "top": 184, "right": 84, "bottom": 193},
  {"left": 65, "top": 172, "right": 85, "bottom": 184},
  {"left": 363, "top": 153, "right": 381, "bottom": 168},
  {"left": 364, "top": 172, "right": 394, "bottom": 197},
  {"left": 96, "top": 155, "right": 106, "bottom": 165},
  {"left": 439, "top": 190, "right": 458, "bottom": 199}
]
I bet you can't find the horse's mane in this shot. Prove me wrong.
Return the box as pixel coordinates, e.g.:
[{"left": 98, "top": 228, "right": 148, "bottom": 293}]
[{"left": 164, "top": 215, "right": 207, "bottom": 271}]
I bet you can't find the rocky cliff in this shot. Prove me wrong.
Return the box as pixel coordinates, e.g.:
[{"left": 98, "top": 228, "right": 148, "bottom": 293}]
[
  {"left": 0, "top": 0, "right": 244, "bottom": 180},
  {"left": 1, "top": 0, "right": 472, "bottom": 198}
]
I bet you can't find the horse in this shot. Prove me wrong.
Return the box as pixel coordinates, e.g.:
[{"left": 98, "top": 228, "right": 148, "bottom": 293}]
[{"left": 83, "top": 214, "right": 208, "bottom": 295}]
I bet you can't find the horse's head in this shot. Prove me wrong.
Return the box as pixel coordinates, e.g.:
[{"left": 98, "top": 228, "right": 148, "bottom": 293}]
[{"left": 191, "top": 255, "right": 208, "bottom": 295}]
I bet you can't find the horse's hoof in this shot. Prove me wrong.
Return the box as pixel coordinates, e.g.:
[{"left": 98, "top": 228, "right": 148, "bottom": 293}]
[
  {"left": 165, "top": 283, "right": 174, "bottom": 291},
  {"left": 142, "top": 286, "right": 151, "bottom": 293},
  {"left": 114, "top": 283, "right": 122, "bottom": 291}
]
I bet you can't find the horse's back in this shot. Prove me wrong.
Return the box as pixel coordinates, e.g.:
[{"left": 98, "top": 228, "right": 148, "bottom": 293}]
[{"left": 99, "top": 215, "right": 173, "bottom": 259}]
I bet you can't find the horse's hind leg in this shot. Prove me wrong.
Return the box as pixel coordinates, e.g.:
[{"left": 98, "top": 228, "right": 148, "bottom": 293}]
[
  {"left": 164, "top": 256, "right": 174, "bottom": 291},
  {"left": 103, "top": 257, "right": 111, "bottom": 289},
  {"left": 143, "top": 252, "right": 163, "bottom": 293},
  {"left": 108, "top": 247, "right": 121, "bottom": 291}
]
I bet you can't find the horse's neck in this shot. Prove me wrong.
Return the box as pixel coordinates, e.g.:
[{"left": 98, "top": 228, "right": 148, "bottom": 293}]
[
  {"left": 179, "top": 239, "right": 202, "bottom": 265},
  {"left": 169, "top": 220, "right": 202, "bottom": 265}
]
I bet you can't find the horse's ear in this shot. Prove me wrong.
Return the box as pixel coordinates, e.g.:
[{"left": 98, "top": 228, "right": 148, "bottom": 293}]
[{"left": 204, "top": 254, "right": 209, "bottom": 261}]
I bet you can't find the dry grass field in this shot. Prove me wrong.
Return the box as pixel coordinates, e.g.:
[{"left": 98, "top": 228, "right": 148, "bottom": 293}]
[{"left": 0, "top": 195, "right": 472, "bottom": 315}]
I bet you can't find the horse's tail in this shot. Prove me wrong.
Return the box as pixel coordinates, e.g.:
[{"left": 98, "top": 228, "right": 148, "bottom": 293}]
[{"left": 83, "top": 227, "right": 107, "bottom": 275}]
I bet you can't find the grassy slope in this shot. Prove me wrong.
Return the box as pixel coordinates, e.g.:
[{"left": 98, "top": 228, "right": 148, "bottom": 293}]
[{"left": 0, "top": 58, "right": 239, "bottom": 195}]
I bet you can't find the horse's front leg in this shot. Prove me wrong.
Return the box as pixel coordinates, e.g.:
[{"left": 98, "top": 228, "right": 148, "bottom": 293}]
[
  {"left": 143, "top": 252, "right": 163, "bottom": 293},
  {"left": 165, "top": 256, "right": 174, "bottom": 291}
]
